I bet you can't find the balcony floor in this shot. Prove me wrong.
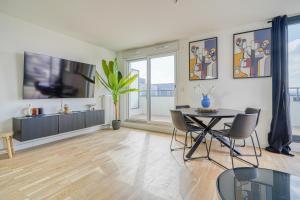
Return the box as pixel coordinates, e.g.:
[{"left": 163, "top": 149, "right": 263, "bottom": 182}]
[{"left": 293, "top": 127, "right": 300, "bottom": 136}]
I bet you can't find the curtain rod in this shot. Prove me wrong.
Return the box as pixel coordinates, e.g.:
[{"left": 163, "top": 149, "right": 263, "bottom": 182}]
[{"left": 267, "top": 14, "right": 300, "bottom": 24}]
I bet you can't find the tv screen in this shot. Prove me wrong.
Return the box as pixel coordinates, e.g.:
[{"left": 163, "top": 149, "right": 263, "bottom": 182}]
[{"left": 23, "top": 52, "right": 95, "bottom": 99}]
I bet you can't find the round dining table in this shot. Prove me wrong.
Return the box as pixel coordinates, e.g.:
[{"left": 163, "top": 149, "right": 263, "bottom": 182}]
[{"left": 177, "top": 108, "right": 242, "bottom": 167}]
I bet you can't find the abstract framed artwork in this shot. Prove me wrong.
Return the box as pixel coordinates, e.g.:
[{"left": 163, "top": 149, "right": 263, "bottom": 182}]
[
  {"left": 233, "top": 28, "right": 272, "bottom": 79},
  {"left": 189, "top": 37, "right": 218, "bottom": 80}
]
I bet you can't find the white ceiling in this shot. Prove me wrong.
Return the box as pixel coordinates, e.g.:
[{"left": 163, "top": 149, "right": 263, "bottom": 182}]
[{"left": 0, "top": 0, "right": 299, "bottom": 51}]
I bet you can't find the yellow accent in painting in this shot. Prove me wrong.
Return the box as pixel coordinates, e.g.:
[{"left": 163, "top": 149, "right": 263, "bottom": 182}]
[
  {"left": 234, "top": 52, "right": 243, "bottom": 67},
  {"left": 190, "top": 58, "right": 196, "bottom": 72},
  {"left": 234, "top": 71, "right": 248, "bottom": 78}
]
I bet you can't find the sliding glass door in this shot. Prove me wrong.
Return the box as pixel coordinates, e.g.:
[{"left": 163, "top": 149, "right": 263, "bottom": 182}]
[
  {"left": 288, "top": 18, "right": 300, "bottom": 142},
  {"left": 127, "top": 54, "right": 176, "bottom": 123},
  {"left": 150, "top": 55, "right": 175, "bottom": 122},
  {"left": 128, "top": 59, "right": 148, "bottom": 121}
]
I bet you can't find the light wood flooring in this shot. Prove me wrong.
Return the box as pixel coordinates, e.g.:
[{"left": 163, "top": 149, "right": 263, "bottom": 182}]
[{"left": 0, "top": 128, "right": 299, "bottom": 200}]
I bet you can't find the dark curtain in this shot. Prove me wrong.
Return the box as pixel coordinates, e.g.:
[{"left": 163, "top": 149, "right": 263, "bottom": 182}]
[{"left": 266, "top": 15, "right": 293, "bottom": 155}]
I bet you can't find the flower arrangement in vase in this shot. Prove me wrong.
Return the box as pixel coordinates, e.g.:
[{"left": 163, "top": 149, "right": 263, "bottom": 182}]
[{"left": 193, "top": 85, "right": 215, "bottom": 108}]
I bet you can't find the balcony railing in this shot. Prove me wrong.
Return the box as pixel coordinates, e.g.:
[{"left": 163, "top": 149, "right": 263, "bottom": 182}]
[
  {"left": 139, "top": 90, "right": 175, "bottom": 97},
  {"left": 289, "top": 87, "right": 300, "bottom": 101},
  {"left": 139, "top": 88, "right": 299, "bottom": 99}
]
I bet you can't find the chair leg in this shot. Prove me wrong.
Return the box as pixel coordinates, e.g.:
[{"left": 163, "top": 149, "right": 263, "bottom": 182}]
[
  {"left": 230, "top": 139, "right": 235, "bottom": 169},
  {"left": 231, "top": 136, "right": 259, "bottom": 168},
  {"left": 250, "top": 135, "right": 259, "bottom": 167},
  {"left": 170, "top": 128, "right": 190, "bottom": 151},
  {"left": 183, "top": 132, "right": 189, "bottom": 161},
  {"left": 170, "top": 128, "right": 176, "bottom": 151},
  {"left": 174, "top": 129, "right": 181, "bottom": 142},
  {"left": 207, "top": 135, "right": 213, "bottom": 159},
  {"left": 254, "top": 130, "right": 262, "bottom": 156},
  {"left": 240, "top": 140, "right": 246, "bottom": 147},
  {"left": 236, "top": 130, "right": 262, "bottom": 157},
  {"left": 220, "top": 125, "right": 225, "bottom": 147},
  {"left": 207, "top": 135, "right": 229, "bottom": 169}
]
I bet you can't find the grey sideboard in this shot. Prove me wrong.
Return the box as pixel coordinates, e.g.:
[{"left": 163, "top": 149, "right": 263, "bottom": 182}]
[{"left": 13, "top": 110, "right": 105, "bottom": 141}]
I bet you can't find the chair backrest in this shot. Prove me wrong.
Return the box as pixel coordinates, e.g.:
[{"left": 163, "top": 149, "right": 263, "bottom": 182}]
[
  {"left": 245, "top": 107, "right": 261, "bottom": 126},
  {"left": 175, "top": 105, "right": 190, "bottom": 109},
  {"left": 228, "top": 113, "right": 258, "bottom": 139},
  {"left": 170, "top": 110, "right": 188, "bottom": 132}
]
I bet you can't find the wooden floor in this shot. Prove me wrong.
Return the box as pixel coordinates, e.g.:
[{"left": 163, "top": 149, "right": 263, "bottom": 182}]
[{"left": 0, "top": 128, "right": 300, "bottom": 200}]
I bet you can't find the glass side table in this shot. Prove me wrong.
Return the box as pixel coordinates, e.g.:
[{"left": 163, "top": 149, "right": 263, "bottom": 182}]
[{"left": 217, "top": 167, "right": 300, "bottom": 200}]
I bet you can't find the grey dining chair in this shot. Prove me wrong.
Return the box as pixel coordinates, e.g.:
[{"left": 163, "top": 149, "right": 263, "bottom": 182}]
[
  {"left": 223, "top": 107, "right": 262, "bottom": 156},
  {"left": 209, "top": 113, "right": 259, "bottom": 168},
  {"left": 174, "top": 105, "right": 205, "bottom": 146},
  {"left": 170, "top": 110, "right": 207, "bottom": 161},
  {"left": 174, "top": 105, "right": 193, "bottom": 144}
]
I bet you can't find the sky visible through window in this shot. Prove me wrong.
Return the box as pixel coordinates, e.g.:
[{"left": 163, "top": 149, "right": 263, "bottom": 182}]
[
  {"left": 129, "top": 55, "right": 175, "bottom": 84},
  {"left": 288, "top": 23, "right": 300, "bottom": 87}
]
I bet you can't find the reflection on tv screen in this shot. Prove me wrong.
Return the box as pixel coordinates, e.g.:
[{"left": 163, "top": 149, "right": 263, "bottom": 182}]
[{"left": 23, "top": 52, "right": 95, "bottom": 99}]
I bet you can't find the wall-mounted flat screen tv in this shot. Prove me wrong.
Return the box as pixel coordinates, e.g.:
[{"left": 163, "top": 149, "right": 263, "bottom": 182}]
[{"left": 23, "top": 52, "right": 96, "bottom": 99}]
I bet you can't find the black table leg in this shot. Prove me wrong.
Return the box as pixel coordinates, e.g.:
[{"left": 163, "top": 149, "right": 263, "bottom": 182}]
[
  {"left": 185, "top": 135, "right": 206, "bottom": 159},
  {"left": 185, "top": 117, "right": 221, "bottom": 159}
]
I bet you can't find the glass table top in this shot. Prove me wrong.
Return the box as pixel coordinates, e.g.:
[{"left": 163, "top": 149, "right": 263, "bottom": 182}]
[{"left": 217, "top": 167, "right": 300, "bottom": 200}]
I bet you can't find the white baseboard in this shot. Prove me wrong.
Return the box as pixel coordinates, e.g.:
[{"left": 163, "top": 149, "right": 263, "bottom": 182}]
[
  {"left": 121, "top": 121, "right": 175, "bottom": 135},
  {"left": 0, "top": 124, "right": 110, "bottom": 154},
  {"left": 121, "top": 121, "right": 269, "bottom": 148}
]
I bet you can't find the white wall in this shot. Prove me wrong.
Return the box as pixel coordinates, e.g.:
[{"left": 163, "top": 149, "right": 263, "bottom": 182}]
[
  {"left": 176, "top": 22, "right": 272, "bottom": 147},
  {"left": 0, "top": 12, "right": 115, "bottom": 149}
]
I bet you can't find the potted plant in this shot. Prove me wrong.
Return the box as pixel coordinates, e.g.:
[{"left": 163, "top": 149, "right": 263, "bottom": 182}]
[{"left": 95, "top": 59, "right": 138, "bottom": 130}]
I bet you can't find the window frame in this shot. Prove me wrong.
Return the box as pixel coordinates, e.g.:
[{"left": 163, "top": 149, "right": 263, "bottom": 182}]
[
  {"left": 125, "top": 52, "right": 177, "bottom": 124},
  {"left": 288, "top": 15, "right": 300, "bottom": 142}
]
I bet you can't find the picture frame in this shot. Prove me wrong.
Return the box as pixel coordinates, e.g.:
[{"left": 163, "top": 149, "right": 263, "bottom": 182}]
[
  {"left": 233, "top": 28, "right": 272, "bottom": 79},
  {"left": 189, "top": 37, "right": 218, "bottom": 80}
]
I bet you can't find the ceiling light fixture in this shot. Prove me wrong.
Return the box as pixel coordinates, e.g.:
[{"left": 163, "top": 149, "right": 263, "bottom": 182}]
[{"left": 173, "top": 0, "right": 179, "bottom": 4}]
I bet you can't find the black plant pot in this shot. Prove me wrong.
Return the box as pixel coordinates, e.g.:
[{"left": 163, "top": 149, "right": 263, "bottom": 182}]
[{"left": 112, "top": 120, "right": 121, "bottom": 130}]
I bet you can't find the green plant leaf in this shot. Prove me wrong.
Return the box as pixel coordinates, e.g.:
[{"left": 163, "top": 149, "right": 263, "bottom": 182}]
[
  {"left": 118, "top": 71, "right": 123, "bottom": 82},
  {"left": 109, "top": 73, "right": 118, "bottom": 90},
  {"left": 119, "top": 72, "right": 132, "bottom": 86},
  {"left": 95, "top": 71, "right": 111, "bottom": 91},
  {"left": 108, "top": 60, "right": 114, "bottom": 73},
  {"left": 119, "top": 74, "right": 138, "bottom": 89},
  {"left": 101, "top": 60, "right": 110, "bottom": 79}
]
